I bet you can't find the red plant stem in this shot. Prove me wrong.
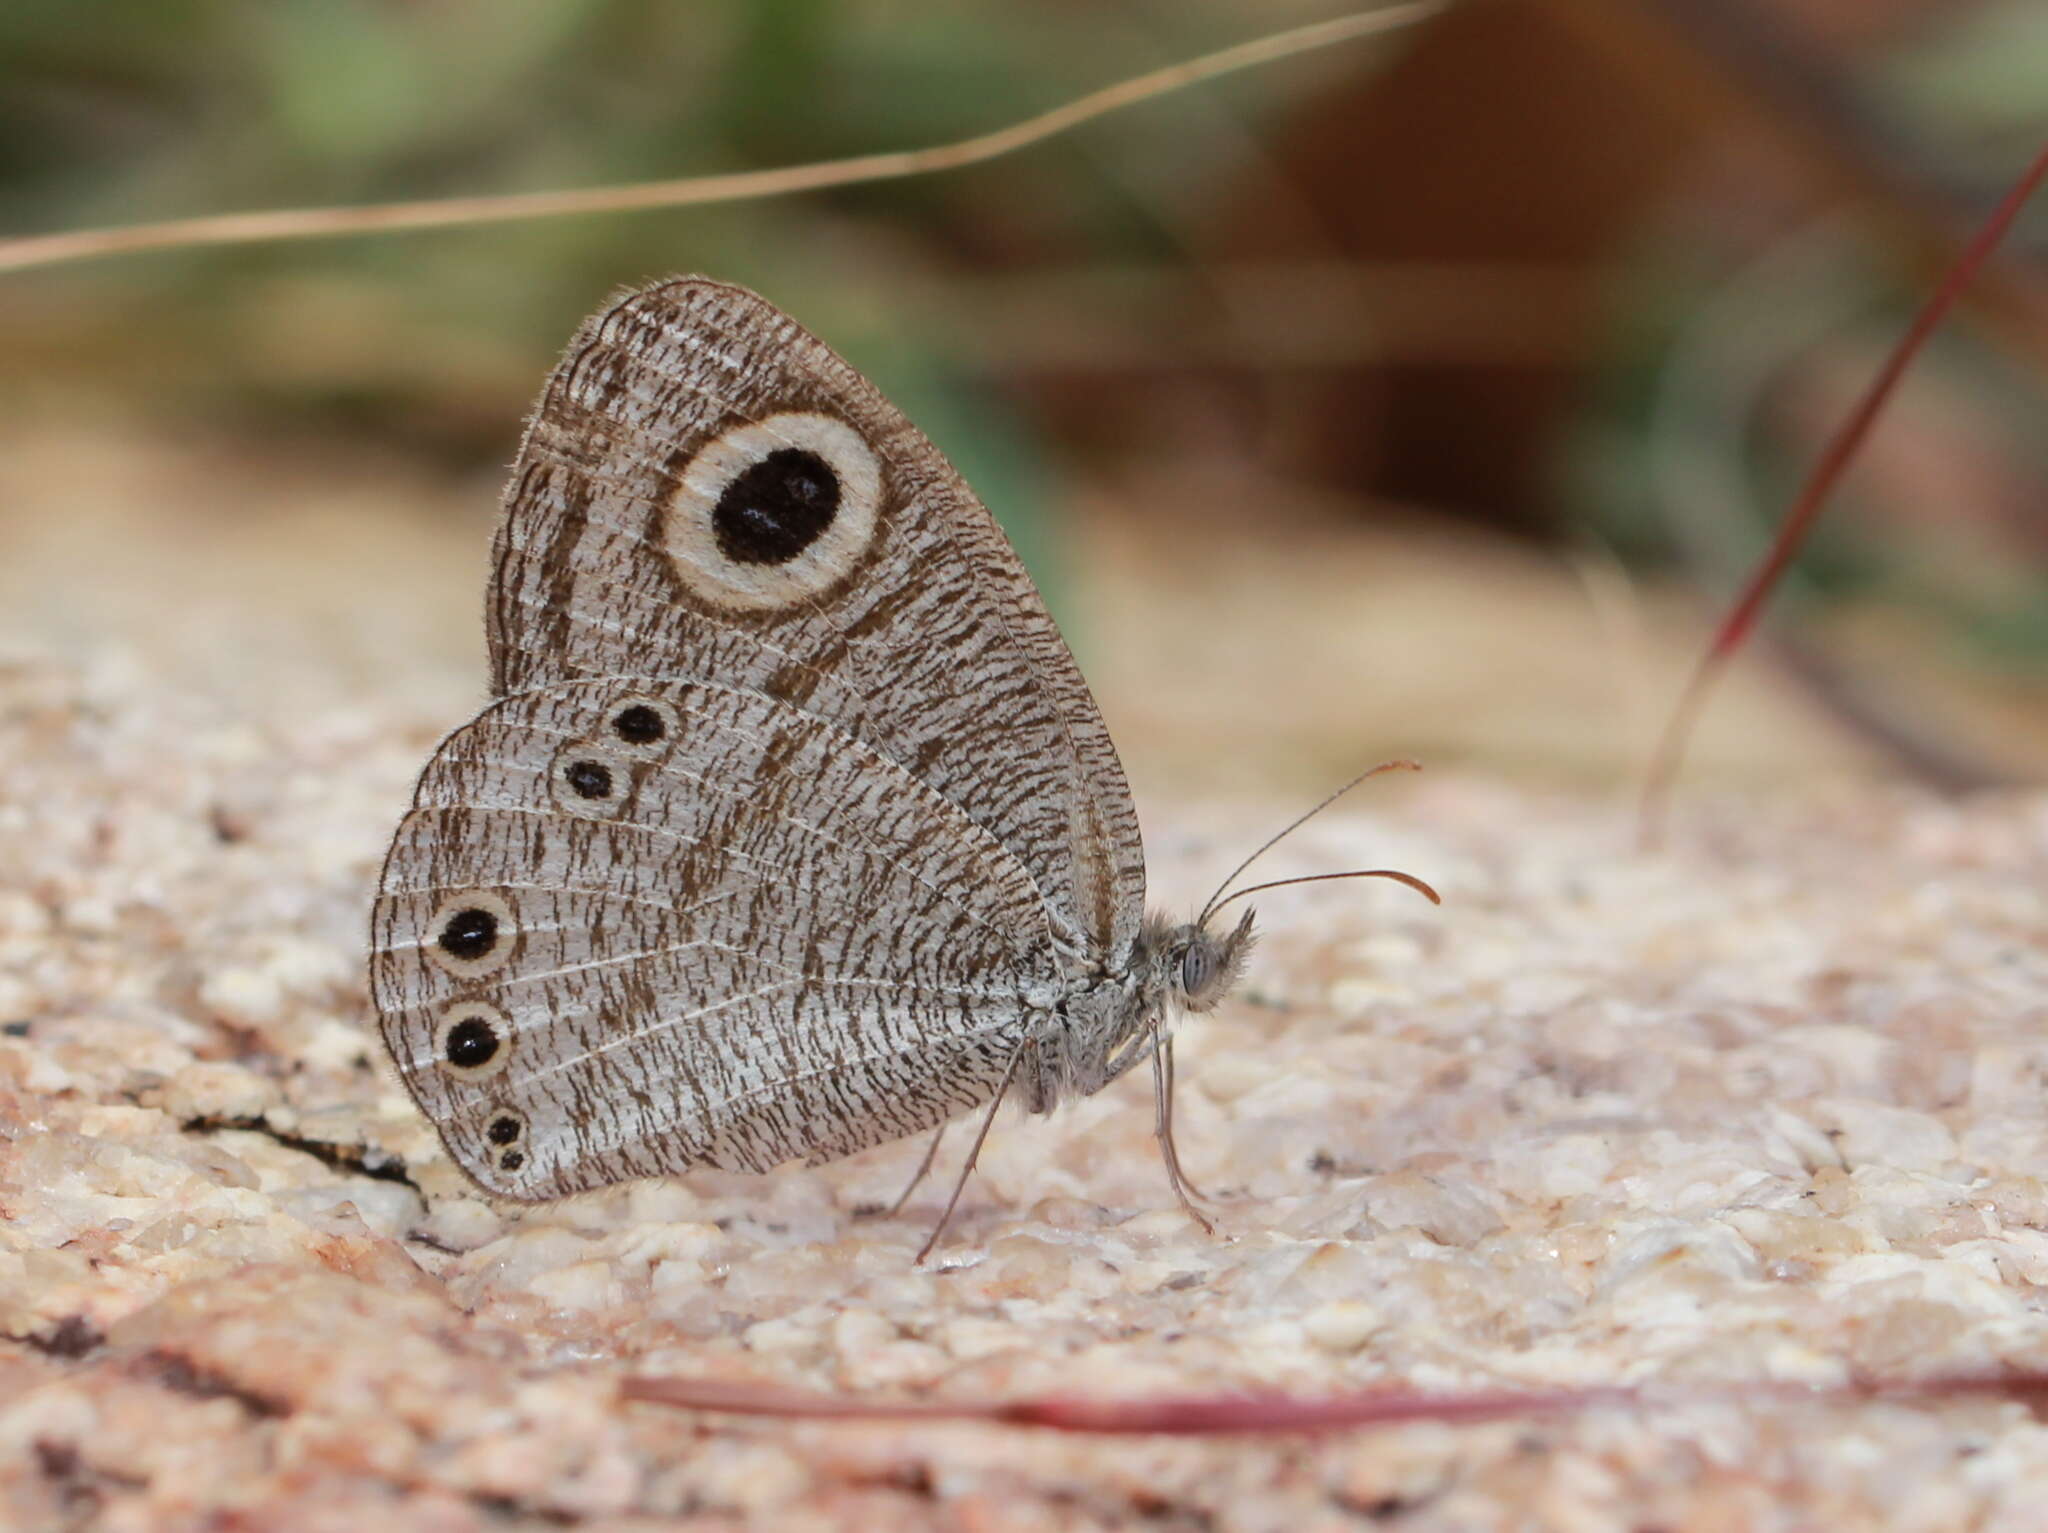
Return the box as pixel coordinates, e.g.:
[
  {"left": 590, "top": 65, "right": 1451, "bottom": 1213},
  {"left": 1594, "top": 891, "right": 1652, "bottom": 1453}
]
[
  {"left": 620, "top": 1375, "right": 1637, "bottom": 1431},
  {"left": 1638, "top": 138, "right": 2048, "bottom": 843},
  {"left": 621, "top": 1370, "right": 2048, "bottom": 1435}
]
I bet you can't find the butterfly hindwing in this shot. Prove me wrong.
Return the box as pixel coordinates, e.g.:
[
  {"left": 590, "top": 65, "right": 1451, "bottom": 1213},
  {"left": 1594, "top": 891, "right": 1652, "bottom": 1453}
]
[{"left": 371, "top": 677, "right": 1058, "bottom": 1197}]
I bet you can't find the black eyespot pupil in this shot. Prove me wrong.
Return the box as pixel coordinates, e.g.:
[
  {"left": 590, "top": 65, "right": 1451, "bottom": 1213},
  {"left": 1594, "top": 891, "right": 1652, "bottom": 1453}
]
[
  {"left": 487, "top": 1115, "right": 521, "bottom": 1145},
  {"left": 712, "top": 448, "right": 840, "bottom": 566},
  {"left": 613, "top": 705, "right": 664, "bottom": 745},
  {"left": 445, "top": 1017, "right": 499, "bottom": 1069},
  {"left": 500, "top": 1150, "right": 525, "bottom": 1172},
  {"left": 439, "top": 908, "right": 498, "bottom": 960},
  {"left": 565, "top": 759, "right": 613, "bottom": 799}
]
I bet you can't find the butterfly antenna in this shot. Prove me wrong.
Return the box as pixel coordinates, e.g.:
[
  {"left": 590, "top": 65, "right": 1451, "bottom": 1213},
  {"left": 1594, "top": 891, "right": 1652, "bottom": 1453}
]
[
  {"left": 1198, "top": 760, "right": 1421, "bottom": 925},
  {"left": 1208, "top": 867, "right": 1441, "bottom": 917}
]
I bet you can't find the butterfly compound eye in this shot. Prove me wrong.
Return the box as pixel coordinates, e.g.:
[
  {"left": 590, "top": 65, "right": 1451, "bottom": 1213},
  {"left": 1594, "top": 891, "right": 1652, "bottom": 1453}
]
[{"left": 1179, "top": 944, "right": 1212, "bottom": 998}]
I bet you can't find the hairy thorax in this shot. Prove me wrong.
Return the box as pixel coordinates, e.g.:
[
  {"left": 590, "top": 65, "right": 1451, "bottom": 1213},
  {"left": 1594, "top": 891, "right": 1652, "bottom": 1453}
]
[{"left": 1021, "top": 908, "right": 1256, "bottom": 1114}]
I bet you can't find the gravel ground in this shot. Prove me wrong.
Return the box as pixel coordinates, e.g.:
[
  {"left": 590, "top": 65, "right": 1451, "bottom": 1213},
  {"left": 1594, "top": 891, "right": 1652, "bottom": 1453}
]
[
  {"left": 6, "top": 420, "right": 2048, "bottom": 1529},
  {"left": 5, "top": 638, "right": 2048, "bottom": 1530}
]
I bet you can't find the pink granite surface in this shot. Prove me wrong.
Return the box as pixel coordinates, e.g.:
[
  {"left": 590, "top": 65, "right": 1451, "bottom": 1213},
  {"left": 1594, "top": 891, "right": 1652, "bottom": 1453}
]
[
  {"left": 5, "top": 424, "right": 2048, "bottom": 1529},
  {"left": 5, "top": 643, "right": 2048, "bottom": 1529}
]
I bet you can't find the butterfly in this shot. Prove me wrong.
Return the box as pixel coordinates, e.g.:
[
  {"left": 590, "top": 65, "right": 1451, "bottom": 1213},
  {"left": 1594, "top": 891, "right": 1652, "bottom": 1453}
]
[{"left": 369, "top": 278, "right": 1430, "bottom": 1253}]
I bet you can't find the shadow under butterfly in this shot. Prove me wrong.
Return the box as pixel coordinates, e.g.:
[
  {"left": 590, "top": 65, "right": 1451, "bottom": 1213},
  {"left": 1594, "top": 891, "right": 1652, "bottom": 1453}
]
[{"left": 367, "top": 277, "right": 1437, "bottom": 1259}]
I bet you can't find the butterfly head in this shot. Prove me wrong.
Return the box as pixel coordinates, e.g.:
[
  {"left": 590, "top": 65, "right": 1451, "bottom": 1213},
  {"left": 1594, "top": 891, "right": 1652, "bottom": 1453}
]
[
  {"left": 1160, "top": 907, "right": 1258, "bottom": 1015},
  {"left": 1173, "top": 762, "right": 1440, "bottom": 1020}
]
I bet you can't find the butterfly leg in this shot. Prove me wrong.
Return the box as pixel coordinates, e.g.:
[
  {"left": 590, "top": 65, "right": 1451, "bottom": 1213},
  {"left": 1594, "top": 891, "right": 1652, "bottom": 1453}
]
[
  {"left": 916, "top": 1041, "right": 1026, "bottom": 1265},
  {"left": 1161, "top": 1036, "right": 1213, "bottom": 1202},
  {"left": 1150, "top": 1027, "right": 1215, "bottom": 1235},
  {"left": 882, "top": 1123, "right": 948, "bottom": 1218}
]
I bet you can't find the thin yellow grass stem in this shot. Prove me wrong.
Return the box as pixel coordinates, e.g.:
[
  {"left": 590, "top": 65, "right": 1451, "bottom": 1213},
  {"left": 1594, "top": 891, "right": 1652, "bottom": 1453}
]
[{"left": 0, "top": 4, "right": 1443, "bottom": 277}]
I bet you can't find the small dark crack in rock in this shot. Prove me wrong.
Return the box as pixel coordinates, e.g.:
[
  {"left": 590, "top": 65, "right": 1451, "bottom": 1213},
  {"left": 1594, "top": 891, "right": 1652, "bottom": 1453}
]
[
  {"left": 10, "top": 1315, "right": 105, "bottom": 1359},
  {"left": 472, "top": 1492, "right": 580, "bottom": 1526},
  {"left": 404, "top": 1226, "right": 474, "bottom": 1256},
  {"left": 183, "top": 1113, "right": 422, "bottom": 1193},
  {"left": 35, "top": 1437, "right": 147, "bottom": 1526},
  {"left": 140, "top": 1348, "right": 290, "bottom": 1419},
  {"left": 1048, "top": 1481, "right": 1218, "bottom": 1531}
]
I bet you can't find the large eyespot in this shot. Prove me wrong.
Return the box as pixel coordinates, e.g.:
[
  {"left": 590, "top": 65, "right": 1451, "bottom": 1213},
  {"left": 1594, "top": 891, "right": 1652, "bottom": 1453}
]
[
  {"left": 662, "top": 412, "right": 882, "bottom": 613},
  {"left": 424, "top": 892, "right": 516, "bottom": 979},
  {"left": 550, "top": 742, "right": 632, "bottom": 819},
  {"left": 604, "top": 694, "right": 680, "bottom": 760},
  {"left": 1178, "top": 944, "right": 1212, "bottom": 1000},
  {"left": 434, "top": 1001, "right": 512, "bottom": 1081}
]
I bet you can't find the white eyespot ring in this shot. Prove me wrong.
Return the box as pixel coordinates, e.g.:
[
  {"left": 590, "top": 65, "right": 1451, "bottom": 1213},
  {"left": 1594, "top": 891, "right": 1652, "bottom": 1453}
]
[
  {"left": 662, "top": 411, "right": 883, "bottom": 613},
  {"left": 424, "top": 891, "right": 517, "bottom": 979},
  {"left": 550, "top": 741, "right": 633, "bottom": 819},
  {"left": 434, "top": 1001, "right": 513, "bottom": 1082},
  {"left": 602, "top": 694, "right": 681, "bottom": 761}
]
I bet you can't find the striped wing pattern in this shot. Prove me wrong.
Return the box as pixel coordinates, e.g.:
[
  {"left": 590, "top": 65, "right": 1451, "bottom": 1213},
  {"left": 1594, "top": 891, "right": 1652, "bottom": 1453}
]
[
  {"left": 487, "top": 279, "right": 1145, "bottom": 961},
  {"left": 373, "top": 278, "right": 1151, "bottom": 1196},
  {"left": 372, "top": 678, "right": 1059, "bottom": 1197}
]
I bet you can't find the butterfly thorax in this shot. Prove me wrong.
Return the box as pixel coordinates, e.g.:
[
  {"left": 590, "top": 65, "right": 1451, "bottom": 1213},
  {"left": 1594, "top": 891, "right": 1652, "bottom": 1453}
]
[{"left": 1022, "top": 907, "right": 1257, "bottom": 1114}]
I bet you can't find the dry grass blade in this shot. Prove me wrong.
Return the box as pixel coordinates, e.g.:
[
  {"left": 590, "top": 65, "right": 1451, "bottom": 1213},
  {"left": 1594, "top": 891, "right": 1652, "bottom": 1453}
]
[
  {"left": 1636, "top": 136, "right": 2048, "bottom": 845},
  {"left": 0, "top": 3, "right": 1444, "bottom": 277}
]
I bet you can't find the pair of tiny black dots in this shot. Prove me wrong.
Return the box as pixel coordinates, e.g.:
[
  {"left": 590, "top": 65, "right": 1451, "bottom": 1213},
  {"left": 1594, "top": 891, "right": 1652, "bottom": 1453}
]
[
  {"left": 564, "top": 706, "right": 667, "bottom": 799},
  {"left": 487, "top": 1113, "right": 525, "bottom": 1174}
]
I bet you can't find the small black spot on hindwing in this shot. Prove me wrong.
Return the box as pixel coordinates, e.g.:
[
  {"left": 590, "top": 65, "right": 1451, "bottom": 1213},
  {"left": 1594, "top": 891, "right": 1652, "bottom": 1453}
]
[
  {"left": 612, "top": 704, "right": 664, "bottom": 745},
  {"left": 487, "top": 1114, "right": 522, "bottom": 1146},
  {"left": 444, "top": 1017, "right": 501, "bottom": 1070},
  {"left": 439, "top": 907, "right": 498, "bottom": 960},
  {"left": 565, "top": 758, "right": 614, "bottom": 799},
  {"left": 713, "top": 448, "right": 839, "bottom": 565}
]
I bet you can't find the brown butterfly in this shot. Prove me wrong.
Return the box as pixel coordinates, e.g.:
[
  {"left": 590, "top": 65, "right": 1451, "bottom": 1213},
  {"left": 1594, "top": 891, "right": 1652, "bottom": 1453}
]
[{"left": 369, "top": 278, "right": 1430, "bottom": 1252}]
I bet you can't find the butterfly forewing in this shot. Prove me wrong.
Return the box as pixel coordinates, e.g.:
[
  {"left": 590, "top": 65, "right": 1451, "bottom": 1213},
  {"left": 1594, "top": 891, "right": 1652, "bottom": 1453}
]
[
  {"left": 372, "top": 677, "right": 1059, "bottom": 1198},
  {"left": 487, "top": 279, "right": 1145, "bottom": 962}
]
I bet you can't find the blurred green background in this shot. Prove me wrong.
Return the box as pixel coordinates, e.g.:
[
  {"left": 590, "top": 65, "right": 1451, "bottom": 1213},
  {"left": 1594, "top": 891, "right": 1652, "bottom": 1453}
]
[{"left": 3, "top": 0, "right": 2045, "bottom": 795}]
